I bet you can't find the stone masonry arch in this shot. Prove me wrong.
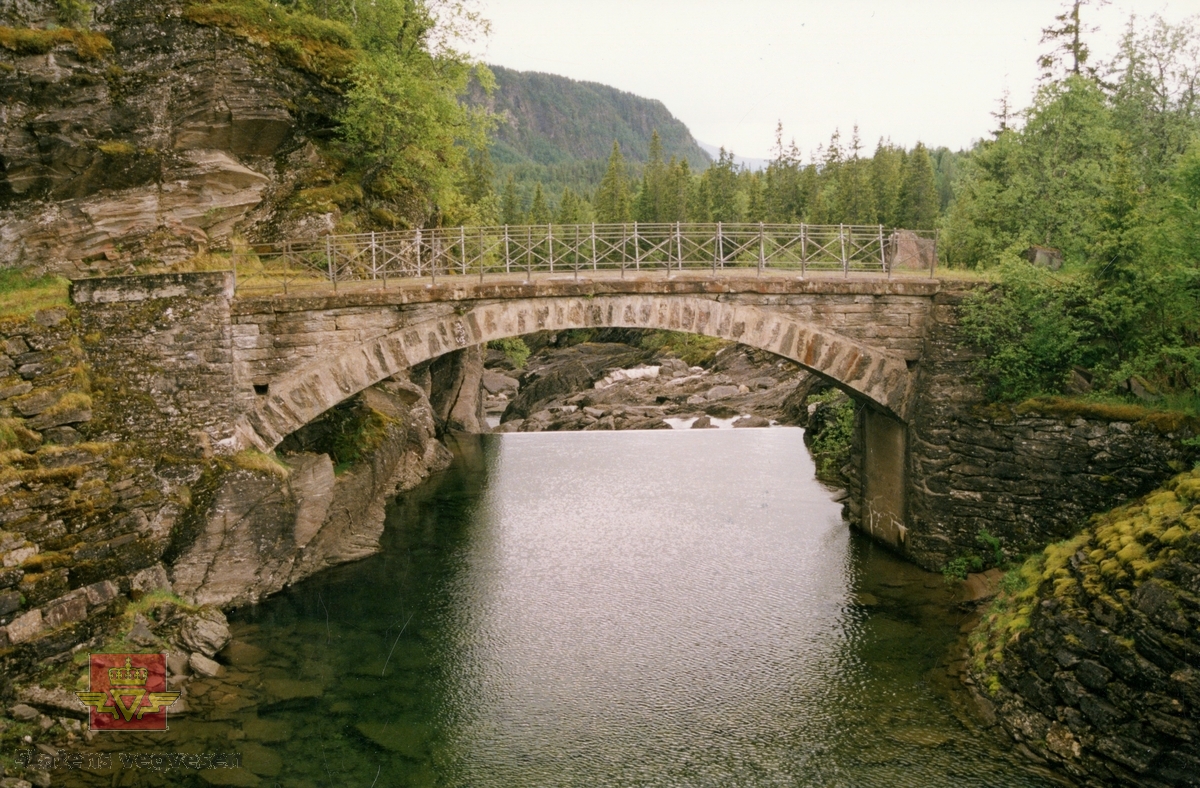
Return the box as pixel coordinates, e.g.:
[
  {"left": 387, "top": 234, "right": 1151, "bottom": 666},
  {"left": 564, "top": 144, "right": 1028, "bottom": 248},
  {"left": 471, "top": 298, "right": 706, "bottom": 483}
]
[{"left": 234, "top": 294, "right": 915, "bottom": 452}]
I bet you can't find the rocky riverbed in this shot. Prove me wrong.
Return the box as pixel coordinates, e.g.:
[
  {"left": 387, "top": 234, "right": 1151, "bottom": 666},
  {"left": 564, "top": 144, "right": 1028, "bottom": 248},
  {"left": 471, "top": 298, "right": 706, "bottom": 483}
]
[{"left": 478, "top": 331, "right": 825, "bottom": 435}]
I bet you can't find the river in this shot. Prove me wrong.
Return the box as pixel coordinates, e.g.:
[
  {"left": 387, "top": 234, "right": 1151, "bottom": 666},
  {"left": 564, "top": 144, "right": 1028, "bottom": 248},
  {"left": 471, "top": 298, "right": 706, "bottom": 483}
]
[{"left": 201, "top": 428, "right": 1053, "bottom": 786}]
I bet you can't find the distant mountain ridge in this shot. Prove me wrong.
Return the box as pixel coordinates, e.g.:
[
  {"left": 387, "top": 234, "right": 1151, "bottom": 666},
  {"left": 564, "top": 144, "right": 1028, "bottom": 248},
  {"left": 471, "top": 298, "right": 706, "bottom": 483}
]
[
  {"left": 477, "top": 65, "right": 711, "bottom": 169},
  {"left": 468, "top": 66, "right": 711, "bottom": 209}
]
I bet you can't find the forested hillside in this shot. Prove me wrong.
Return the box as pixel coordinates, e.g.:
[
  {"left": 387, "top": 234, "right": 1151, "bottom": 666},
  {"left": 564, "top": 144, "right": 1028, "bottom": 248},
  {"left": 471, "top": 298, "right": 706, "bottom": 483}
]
[{"left": 472, "top": 65, "right": 709, "bottom": 209}]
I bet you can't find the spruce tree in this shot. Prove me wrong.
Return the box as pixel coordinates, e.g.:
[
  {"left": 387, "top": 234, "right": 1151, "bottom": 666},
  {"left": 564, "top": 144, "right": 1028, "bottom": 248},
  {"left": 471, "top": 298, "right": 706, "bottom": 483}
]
[
  {"left": 871, "top": 140, "right": 904, "bottom": 228},
  {"left": 529, "top": 183, "right": 552, "bottom": 224},
  {"left": 465, "top": 145, "right": 494, "bottom": 206},
  {"left": 836, "top": 125, "right": 875, "bottom": 224},
  {"left": 501, "top": 174, "right": 522, "bottom": 225},
  {"left": 635, "top": 130, "right": 668, "bottom": 222},
  {"left": 556, "top": 187, "right": 588, "bottom": 224},
  {"left": 595, "top": 141, "right": 632, "bottom": 223},
  {"left": 899, "top": 142, "right": 939, "bottom": 229}
]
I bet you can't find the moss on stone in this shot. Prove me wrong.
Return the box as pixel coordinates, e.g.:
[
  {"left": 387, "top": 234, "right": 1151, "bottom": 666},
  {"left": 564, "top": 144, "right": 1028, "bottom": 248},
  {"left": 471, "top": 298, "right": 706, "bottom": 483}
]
[
  {"left": 0, "top": 26, "right": 113, "bottom": 60},
  {"left": 183, "top": 0, "right": 357, "bottom": 79},
  {"left": 971, "top": 468, "right": 1200, "bottom": 696},
  {"left": 1016, "top": 396, "right": 1200, "bottom": 435},
  {"left": 232, "top": 448, "right": 290, "bottom": 478}
]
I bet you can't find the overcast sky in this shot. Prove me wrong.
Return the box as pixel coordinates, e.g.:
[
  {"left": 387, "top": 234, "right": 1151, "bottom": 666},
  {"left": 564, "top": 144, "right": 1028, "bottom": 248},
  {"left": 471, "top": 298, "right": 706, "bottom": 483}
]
[{"left": 473, "top": 1, "right": 1200, "bottom": 159}]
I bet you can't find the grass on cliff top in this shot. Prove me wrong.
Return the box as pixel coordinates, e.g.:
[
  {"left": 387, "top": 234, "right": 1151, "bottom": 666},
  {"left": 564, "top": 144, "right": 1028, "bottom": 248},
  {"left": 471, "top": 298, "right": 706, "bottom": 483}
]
[
  {"left": 968, "top": 467, "right": 1200, "bottom": 695},
  {"left": 184, "top": 0, "right": 357, "bottom": 79},
  {"left": 0, "top": 268, "right": 70, "bottom": 321},
  {"left": 0, "top": 26, "right": 112, "bottom": 60},
  {"left": 1014, "top": 393, "right": 1200, "bottom": 434}
]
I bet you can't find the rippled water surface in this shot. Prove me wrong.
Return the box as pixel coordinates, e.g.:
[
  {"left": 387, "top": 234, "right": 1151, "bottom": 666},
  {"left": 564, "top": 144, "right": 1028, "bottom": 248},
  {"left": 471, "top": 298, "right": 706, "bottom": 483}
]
[{"left": 71, "top": 429, "right": 1058, "bottom": 786}]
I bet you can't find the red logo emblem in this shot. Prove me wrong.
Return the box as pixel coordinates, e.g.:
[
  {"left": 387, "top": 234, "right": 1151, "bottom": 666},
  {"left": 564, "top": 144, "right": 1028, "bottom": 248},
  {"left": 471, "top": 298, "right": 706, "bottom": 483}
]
[{"left": 75, "top": 654, "right": 180, "bottom": 731}]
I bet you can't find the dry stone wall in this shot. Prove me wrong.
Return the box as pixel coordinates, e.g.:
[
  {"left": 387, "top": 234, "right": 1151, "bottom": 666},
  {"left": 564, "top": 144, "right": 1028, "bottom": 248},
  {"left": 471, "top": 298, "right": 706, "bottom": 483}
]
[
  {"left": 905, "top": 289, "right": 1198, "bottom": 570},
  {"left": 0, "top": 305, "right": 176, "bottom": 680}
]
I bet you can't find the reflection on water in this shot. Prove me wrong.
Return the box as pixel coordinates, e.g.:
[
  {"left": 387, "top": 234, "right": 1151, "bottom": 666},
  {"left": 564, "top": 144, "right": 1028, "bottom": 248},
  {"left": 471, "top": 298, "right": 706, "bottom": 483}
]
[{"left": 63, "top": 430, "right": 1057, "bottom": 786}]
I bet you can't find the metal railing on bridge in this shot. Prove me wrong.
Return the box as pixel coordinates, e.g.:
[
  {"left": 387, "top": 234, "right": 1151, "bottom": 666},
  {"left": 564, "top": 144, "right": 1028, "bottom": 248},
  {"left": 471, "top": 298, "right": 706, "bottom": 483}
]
[{"left": 231, "top": 223, "right": 938, "bottom": 294}]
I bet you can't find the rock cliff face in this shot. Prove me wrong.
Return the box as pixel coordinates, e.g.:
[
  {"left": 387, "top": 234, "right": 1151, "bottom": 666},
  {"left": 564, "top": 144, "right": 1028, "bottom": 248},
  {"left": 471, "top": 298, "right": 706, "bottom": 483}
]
[
  {"left": 0, "top": 0, "right": 341, "bottom": 272},
  {"left": 172, "top": 379, "right": 451, "bottom": 607}
]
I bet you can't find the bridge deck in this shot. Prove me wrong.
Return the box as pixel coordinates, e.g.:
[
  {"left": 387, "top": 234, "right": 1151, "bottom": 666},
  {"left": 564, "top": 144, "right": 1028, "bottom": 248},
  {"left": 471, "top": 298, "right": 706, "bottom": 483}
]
[{"left": 230, "top": 268, "right": 958, "bottom": 310}]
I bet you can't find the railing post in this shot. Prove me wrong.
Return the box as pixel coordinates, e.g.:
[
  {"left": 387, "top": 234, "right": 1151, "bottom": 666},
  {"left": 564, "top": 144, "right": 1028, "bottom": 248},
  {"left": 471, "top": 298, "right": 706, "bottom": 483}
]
[
  {"left": 282, "top": 241, "right": 290, "bottom": 295},
  {"left": 840, "top": 223, "right": 848, "bottom": 279},
  {"left": 573, "top": 224, "right": 579, "bottom": 281},
  {"left": 479, "top": 226, "right": 485, "bottom": 284},
  {"left": 326, "top": 235, "right": 336, "bottom": 292},
  {"left": 634, "top": 222, "right": 640, "bottom": 272},
  {"left": 548, "top": 224, "right": 555, "bottom": 273},
  {"left": 714, "top": 221, "right": 721, "bottom": 275},
  {"left": 675, "top": 221, "right": 682, "bottom": 276},
  {"left": 526, "top": 225, "right": 532, "bottom": 281},
  {"left": 800, "top": 223, "right": 807, "bottom": 277},
  {"left": 758, "top": 222, "right": 765, "bottom": 277},
  {"left": 621, "top": 223, "right": 627, "bottom": 279},
  {"left": 879, "top": 224, "right": 889, "bottom": 279},
  {"left": 459, "top": 226, "right": 467, "bottom": 276},
  {"left": 932, "top": 228, "right": 939, "bottom": 278},
  {"left": 503, "top": 225, "right": 511, "bottom": 274},
  {"left": 590, "top": 223, "right": 597, "bottom": 272}
]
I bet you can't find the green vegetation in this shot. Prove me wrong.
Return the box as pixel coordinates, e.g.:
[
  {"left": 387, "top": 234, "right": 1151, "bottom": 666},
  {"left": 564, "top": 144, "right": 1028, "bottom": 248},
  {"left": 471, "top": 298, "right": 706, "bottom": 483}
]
[
  {"left": 942, "top": 529, "right": 1007, "bottom": 582},
  {"left": 323, "top": 404, "right": 397, "bottom": 472},
  {"left": 55, "top": 0, "right": 93, "bottom": 27},
  {"left": 637, "top": 330, "right": 727, "bottom": 367},
  {"left": 0, "top": 269, "right": 70, "bottom": 320},
  {"left": 0, "top": 25, "right": 111, "bottom": 60},
  {"left": 949, "top": 11, "right": 1200, "bottom": 408},
  {"left": 495, "top": 120, "right": 955, "bottom": 229},
  {"left": 804, "top": 389, "right": 855, "bottom": 483},
  {"left": 488, "top": 337, "right": 530, "bottom": 369}
]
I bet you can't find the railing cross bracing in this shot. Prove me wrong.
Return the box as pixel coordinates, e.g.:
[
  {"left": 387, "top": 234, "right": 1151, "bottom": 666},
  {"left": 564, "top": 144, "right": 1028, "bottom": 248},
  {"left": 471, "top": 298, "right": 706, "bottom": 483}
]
[{"left": 230, "top": 223, "right": 938, "bottom": 294}]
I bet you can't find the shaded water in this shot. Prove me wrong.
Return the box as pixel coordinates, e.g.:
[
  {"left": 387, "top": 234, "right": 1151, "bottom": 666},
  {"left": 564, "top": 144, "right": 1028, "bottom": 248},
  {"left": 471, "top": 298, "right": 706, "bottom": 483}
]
[{"left": 65, "top": 429, "right": 1058, "bottom": 786}]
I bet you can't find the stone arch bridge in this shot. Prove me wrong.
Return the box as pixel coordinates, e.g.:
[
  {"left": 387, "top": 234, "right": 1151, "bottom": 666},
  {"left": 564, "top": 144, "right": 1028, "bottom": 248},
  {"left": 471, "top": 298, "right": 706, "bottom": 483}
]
[{"left": 71, "top": 271, "right": 955, "bottom": 554}]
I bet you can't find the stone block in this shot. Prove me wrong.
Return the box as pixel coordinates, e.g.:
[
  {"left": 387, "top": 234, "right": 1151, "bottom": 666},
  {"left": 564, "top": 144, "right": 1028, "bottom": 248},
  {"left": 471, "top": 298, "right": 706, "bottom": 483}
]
[
  {"left": 27, "top": 406, "right": 91, "bottom": 431},
  {"left": 0, "top": 378, "right": 33, "bottom": 402},
  {"left": 129, "top": 563, "right": 172, "bottom": 596},
  {"left": 0, "top": 589, "right": 20, "bottom": 616},
  {"left": 3, "top": 545, "right": 38, "bottom": 568},
  {"left": 5, "top": 608, "right": 43, "bottom": 643},
  {"left": 3, "top": 337, "right": 30, "bottom": 356},
  {"left": 180, "top": 609, "right": 230, "bottom": 657},
  {"left": 43, "top": 591, "right": 87, "bottom": 629},
  {"left": 83, "top": 579, "right": 120, "bottom": 607}
]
